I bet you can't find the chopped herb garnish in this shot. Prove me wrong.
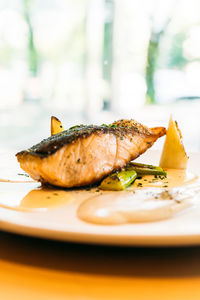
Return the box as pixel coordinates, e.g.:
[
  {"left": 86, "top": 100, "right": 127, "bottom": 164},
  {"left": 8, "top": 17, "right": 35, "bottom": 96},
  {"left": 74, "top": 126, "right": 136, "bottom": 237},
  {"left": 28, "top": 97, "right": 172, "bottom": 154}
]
[
  {"left": 137, "top": 183, "right": 143, "bottom": 187},
  {"left": 77, "top": 158, "right": 81, "bottom": 163},
  {"left": 120, "top": 136, "right": 124, "bottom": 140},
  {"left": 68, "top": 124, "right": 85, "bottom": 131},
  {"left": 18, "top": 173, "right": 29, "bottom": 177}
]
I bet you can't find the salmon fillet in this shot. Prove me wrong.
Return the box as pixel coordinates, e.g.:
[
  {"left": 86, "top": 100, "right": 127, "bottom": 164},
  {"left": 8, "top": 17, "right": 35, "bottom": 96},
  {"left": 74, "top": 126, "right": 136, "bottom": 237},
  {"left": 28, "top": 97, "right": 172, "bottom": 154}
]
[{"left": 16, "top": 119, "right": 166, "bottom": 188}]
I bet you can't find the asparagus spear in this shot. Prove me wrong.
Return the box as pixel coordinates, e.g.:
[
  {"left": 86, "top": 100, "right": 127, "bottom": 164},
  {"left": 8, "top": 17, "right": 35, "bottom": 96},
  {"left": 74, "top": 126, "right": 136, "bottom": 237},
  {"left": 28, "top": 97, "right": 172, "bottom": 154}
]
[
  {"left": 100, "top": 162, "right": 167, "bottom": 191},
  {"left": 126, "top": 162, "right": 167, "bottom": 177},
  {"left": 100, "top": 170, "right": 137, "bottom": 191}
]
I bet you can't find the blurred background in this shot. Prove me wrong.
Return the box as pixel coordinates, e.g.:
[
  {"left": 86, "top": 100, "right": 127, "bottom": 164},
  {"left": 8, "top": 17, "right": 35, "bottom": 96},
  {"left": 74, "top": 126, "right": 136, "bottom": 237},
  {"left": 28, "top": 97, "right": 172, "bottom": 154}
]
[{"left": 0, "top": 0, "right": 200, "bottom": 152}]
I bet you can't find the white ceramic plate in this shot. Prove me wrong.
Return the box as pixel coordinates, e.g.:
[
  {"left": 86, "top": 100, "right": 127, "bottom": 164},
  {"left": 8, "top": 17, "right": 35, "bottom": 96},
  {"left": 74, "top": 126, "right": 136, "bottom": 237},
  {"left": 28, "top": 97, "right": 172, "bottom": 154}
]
[{"left": 0, "top": 150, "right": 200, "bottom": 247}]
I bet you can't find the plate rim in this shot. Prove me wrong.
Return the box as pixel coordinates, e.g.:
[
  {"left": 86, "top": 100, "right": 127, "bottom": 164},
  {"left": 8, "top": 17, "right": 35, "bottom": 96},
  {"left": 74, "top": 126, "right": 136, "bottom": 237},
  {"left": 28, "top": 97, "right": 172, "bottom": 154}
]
[{"left": 2, "top": 217, "right": 200, "bottom": 247}]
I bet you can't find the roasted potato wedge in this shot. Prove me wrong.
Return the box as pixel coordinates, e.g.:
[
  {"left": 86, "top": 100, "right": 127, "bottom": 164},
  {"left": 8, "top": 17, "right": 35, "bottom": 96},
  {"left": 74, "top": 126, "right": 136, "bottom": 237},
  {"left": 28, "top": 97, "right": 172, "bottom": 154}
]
[
  {"left": 159, "top": 115, "right": 188, "bottom": 169},
  {"left": 51, "top": 116, "right": 64, "bottom": 136}
]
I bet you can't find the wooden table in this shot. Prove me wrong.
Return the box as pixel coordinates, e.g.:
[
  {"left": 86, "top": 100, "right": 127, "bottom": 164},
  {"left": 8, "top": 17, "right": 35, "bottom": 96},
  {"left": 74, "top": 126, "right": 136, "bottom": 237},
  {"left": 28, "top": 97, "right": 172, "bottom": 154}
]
[{"left": 1, "top": 231, "right": 200, "bottom": 300}]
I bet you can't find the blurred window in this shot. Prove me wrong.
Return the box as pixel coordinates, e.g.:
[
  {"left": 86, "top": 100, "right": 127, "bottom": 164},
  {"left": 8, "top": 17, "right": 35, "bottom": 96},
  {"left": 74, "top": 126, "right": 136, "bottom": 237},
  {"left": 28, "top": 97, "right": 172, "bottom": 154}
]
[{"left": 1, "top": 0, "right": 200, "bottom": 150}]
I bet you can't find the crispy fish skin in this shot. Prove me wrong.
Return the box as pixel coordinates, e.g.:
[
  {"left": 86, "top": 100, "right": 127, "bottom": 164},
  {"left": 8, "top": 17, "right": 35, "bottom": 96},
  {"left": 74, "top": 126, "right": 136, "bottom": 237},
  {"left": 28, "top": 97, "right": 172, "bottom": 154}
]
[{"left": 16, "top": 120, "right": 166, "bottom": 188}]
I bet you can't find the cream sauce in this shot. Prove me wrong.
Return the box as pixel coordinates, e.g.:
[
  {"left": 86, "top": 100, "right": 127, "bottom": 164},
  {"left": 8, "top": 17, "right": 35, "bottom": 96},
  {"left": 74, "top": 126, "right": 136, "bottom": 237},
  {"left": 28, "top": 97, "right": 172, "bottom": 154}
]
[{"left": 77, "top": 169, "right": 200, "bottom": 225}]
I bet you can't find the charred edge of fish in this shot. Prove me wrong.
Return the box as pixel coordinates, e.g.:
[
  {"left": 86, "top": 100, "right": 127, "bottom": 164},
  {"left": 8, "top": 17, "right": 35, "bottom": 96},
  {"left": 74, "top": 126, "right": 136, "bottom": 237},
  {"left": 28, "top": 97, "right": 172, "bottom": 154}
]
[{"left": 16, "top": 120, "right": 165, "bottom": 159}]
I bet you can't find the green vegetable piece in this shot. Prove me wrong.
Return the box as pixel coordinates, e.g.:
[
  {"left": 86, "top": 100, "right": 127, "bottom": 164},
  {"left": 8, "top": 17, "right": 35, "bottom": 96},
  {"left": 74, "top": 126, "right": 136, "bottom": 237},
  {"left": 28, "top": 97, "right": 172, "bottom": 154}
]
[
  {"left": 100, "top": 170, "right": 137, "bottom": 191},
  {"left": 127, "top": 162, "right": 167, "bottom": 177}
]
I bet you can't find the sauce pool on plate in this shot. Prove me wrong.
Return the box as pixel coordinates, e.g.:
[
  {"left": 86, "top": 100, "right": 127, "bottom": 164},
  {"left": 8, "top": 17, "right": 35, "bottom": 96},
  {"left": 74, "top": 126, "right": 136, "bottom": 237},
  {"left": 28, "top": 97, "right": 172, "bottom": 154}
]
[
  {"left": 0, "top": 169, "right": 199, "bottom": 225},
  {"left": 77, "top": 169, "right": 200, "bottom": 225}
]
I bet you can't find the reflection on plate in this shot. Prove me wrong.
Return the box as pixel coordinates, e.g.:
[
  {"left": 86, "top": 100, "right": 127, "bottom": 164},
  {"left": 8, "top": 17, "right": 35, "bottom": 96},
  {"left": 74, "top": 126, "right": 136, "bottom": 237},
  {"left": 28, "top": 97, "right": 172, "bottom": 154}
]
[{"left": 0, "top": 150, "right": 200, "bottom": 246}]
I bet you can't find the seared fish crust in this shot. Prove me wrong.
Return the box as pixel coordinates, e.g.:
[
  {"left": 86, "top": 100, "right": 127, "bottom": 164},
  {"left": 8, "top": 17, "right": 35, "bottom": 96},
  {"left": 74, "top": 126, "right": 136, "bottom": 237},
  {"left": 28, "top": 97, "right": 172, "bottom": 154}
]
[{"left": 16, "top": 119, "right": 166, "bottom": 187}]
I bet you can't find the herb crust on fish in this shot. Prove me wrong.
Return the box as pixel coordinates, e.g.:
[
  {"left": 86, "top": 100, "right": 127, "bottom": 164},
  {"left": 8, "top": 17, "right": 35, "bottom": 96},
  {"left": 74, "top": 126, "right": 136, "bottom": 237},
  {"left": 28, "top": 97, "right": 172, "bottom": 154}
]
[{"left": 16, "top": 119, "right": 166, "bottom": 188}]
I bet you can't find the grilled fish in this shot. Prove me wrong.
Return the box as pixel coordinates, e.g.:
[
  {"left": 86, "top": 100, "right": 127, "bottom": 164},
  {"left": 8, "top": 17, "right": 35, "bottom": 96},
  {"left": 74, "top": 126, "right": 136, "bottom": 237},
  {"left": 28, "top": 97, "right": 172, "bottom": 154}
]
[{"left": 16, "top": 119, "right": 166, "bottom": 188}]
